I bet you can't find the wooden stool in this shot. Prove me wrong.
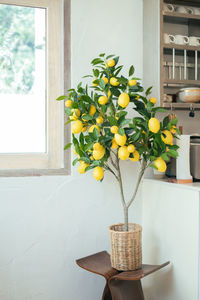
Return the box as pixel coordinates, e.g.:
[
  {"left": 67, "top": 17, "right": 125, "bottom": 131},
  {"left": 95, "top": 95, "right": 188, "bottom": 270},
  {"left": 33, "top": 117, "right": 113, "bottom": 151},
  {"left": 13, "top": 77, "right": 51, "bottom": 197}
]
[{"left": 76, "top": 251, "right": 169, "bottom": 300}]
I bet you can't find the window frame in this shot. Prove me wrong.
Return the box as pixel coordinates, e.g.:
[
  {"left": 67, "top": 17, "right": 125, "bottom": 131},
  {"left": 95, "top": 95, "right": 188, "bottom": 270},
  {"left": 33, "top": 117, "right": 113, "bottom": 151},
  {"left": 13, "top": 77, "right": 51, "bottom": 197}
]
[{"left": 0, "top": 0, "right": 71, "bottom": 176}]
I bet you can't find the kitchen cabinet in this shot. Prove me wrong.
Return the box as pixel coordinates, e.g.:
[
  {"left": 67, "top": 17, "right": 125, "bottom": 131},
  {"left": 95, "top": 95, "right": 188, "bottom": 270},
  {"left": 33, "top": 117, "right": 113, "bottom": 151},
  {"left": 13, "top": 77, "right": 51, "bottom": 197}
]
[
  {"left": 142, "top": 178, "right": 200, "bottom": 300},
  {"left": 143, "top": 0, "right": 200, "bottom": 110}
]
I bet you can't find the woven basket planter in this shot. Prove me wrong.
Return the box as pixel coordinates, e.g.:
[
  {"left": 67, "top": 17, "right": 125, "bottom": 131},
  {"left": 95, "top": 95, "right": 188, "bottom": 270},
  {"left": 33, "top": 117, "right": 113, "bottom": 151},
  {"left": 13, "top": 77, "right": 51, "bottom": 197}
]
[{"left": 109, "top": 223, "right": 142, "bottom": 271}]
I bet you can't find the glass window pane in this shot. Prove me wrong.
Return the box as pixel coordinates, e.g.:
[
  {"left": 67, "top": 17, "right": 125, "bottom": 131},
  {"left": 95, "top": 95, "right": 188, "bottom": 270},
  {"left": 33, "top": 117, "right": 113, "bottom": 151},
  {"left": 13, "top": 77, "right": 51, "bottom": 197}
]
[{"left": 0, "top": 4, "right": 46, "bottom": 153}]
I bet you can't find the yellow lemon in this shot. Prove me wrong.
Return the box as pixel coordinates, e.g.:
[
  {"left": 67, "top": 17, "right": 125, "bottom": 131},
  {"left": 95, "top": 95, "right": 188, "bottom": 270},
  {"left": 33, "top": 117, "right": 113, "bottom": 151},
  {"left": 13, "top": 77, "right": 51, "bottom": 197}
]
[
  {"left": 135, "top": 95, "right": 140, "bottom": 100},
  {"left": 161, "top": 130, "right": 173, "bottom": 145},
  {"left": 89, "top": 105, "right": 96, "bottom": 116},
  {"left": 170, "top": 126, "right": 176, "bottom": 134},
  {"left": 108, "top": 90, "right": 111, "bottom": 98},
  {"left": 93, "top": 166, "right": 104, "bottom": 181},
  {"left": 88, "top": 125, "right": 100, "bottom": 133},
  {"left": 118, "top": 93, "right": 130, "bottom": 108},
  {"left": 65, "top": 100, "right": 72, "bottom": 107},
  {"left": 149, "top": 97, "right": 157, "bottom": 104},
  {"left": 128, "top": 80, "right": 137, "bottom": 86},
  {"left": 154, "top": 157, "right": 167, "bottom": 173},
  {"left": 78, "top": 161, "right": 89, "bottom": 174},
  {"left": 110, "top": 126, "right": 119, "bottom": 134},
  {"left": 129, "top": 150, "right": 140, "bottom": 162},
  {"left": 90, "top": 155, "right": 94, "bottom": 161},
  {"left": 114, "top": 133, "right": 127, "bottom": 146},
  {"left": 102, "top": 77, "right": 108, "bottom": 85},
  {"left": 72, "top": 108, "right": 81, "bottom": 117},
  {"left": 110, "top": 77, "right": 120, "bottom": 86},
  {"left": 148, "top": 118, "right": 160, "bottom": 133},
  {"left": 118, "top": 146, "right": 130, "bottom": 160},
  {"left": 127, "top": 144, "right": 135, "bottom": 153},
  {"left": 96, "top": 116, "right": 104, "bottom": 124},
  {"left": 98, "top": 96, "right": 108, "bottom": 105},
  {"left": 72, "top": 120, "right": 83, "bottom": 134},
  {"left": 106, "top": 59, "right": 115, "bottom": 68},
  {"left": 111, "top": 139, "right": 119, "bottom": 149},
  {"left": 82, "top": 114, "right": 88, "bottom": 122},
  {"left": 92, "top": 79, "right": 98, "bottom": 86},
  {"left": 93, "top": 147, "right": 105, "bottom": 160},
  {"left": 82, "top": 125, "right": 88, "bottom": 132},
  {"left": 93, "top": 143, "right": 102, "bottom": 150}
]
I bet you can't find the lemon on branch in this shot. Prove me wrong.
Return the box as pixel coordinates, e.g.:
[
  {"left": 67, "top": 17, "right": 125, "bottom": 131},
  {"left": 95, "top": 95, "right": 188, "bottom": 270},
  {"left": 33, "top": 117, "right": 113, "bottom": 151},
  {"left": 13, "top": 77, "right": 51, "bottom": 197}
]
[
  {"left": 65, "top": 100, "right": 72, "bottom": 107},
  {"left": 149, "top": 97, "right": 157, "bottom": 104},
  {"left": 170, "top": 126, "right": 176, "bottom": 134},
  {"left": 161, "top": 130, "right": 173, "bottom": 145},
  {"left": 93, "top": 166, "right": 104, "bottom": 181},
  {"left": 88, "top": 125, "right": 100, "bottom": 133},
  {"left": 114, "top": 133, "right": 127, "bottom": 146},
  {"left": 102, "top": 77, "right": 108, "bottom": 85},
  {"left": 92, "top": 79, "right": 98, "bottom": 86},
  {"left": 110, "top": 126, "right": 119, "bottom": 134},
  {"left": 72, "top": 120, "right": 83, "bottom": 134},
  {"left": 96, "top": 115, "right": 104, "bottom": 124},
  {"left": 118, "top": 146, "right": 130, "bottom": 160},
  {"left": 110, "top": 77, "right": 119, "bottom": 86},
  {"left": 89, "top": 105, "right": 96, "bottom": 116},
  {"left": 129, "top": 150, "right": 140, "bottom": 162},
  {"left": 106, "top": 59, "right": 115, "bottom": 68},
  {"left": 148, "top": 118, "right": 160, "bottom": 133},
  {"left": 98, "top": 96, "right": 108, "bottom": 105},
  {"left": 111, "top": 139, "right": 118, "bottom": 149},
  {"left": 127, "top": 144, "right": 135, "bottom": 153},
  {"left": 118, "top": 93, "right": 130, "bottom": 108},
  {"left": 93, "top": 144, "right": 105, "bottom": 160},
  {"left": 128, "top": 80, "right": 137, "bottom": 86},
  {"left": 108, "top": 90, "right": 111, "bottom": 98},
  {"left": 154, "top": 157, "right": 167, "bottom": 173},
  {"left": 78, "top": 161, "right": 89, "bottom": 174}
]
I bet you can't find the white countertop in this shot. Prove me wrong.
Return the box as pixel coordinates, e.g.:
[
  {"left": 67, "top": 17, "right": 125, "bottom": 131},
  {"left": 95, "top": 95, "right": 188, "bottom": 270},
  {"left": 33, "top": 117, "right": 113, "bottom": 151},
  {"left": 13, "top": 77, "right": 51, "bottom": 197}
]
[{"left": 143, "top": 177, "right": 200, "bottom": 192}]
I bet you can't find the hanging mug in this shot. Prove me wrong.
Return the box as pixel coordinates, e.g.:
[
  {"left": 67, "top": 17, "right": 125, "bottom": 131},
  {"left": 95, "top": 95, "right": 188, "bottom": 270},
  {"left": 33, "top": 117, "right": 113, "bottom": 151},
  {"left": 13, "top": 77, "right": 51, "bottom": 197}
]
[
  {"left": 164, "top": 33, "right": 175, "bottom": 44},
  {"left": 174, "top": 35, "right": 189, "bottom": 45},
  {"left": 163, "top": 3, "right": 175, "bottom": 12}
]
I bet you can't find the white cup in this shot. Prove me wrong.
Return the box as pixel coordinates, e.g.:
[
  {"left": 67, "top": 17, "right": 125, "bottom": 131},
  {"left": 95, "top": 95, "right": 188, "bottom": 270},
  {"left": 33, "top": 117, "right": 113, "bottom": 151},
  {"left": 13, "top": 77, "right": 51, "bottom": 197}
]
[
  {"left": 174, "top": 35, "right": 189, "bottom": 45},
  {"left": 164, "top": 33, "right": 175, "bottom": 44},
  {"left": 163, "top": 3, "right": 175, "bottom": 12},
  {"left": 176, "top": 6, "right": 193, "bottom": 14},
  {"left": 192, "top": 7, "right": 200, "bottom": 15},
  {"left": 189, "top": 36, "right": 200, "bottom": 46}
]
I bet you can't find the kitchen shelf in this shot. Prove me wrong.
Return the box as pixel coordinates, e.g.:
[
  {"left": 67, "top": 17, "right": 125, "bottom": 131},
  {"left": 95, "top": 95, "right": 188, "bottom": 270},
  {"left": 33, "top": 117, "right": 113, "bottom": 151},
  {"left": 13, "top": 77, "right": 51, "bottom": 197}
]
[
  {"left": 163, "top": 102, "right": 200, "bottom": 110},
  {"left": 164, "top": 79, "right": 200, "bottom": 86},
  {"left": 163, "top": 44, "right": 200, "bottom": 51},
  {"left": 163, "top": 11, "right": 200, "bottom": 20}
]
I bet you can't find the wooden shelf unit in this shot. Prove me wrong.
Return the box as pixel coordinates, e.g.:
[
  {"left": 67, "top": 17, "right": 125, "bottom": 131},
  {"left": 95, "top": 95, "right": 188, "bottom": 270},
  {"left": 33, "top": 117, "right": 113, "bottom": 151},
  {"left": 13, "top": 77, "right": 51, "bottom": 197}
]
[{"left": 160, "top": 0, "right": 200, "bottom": 110}]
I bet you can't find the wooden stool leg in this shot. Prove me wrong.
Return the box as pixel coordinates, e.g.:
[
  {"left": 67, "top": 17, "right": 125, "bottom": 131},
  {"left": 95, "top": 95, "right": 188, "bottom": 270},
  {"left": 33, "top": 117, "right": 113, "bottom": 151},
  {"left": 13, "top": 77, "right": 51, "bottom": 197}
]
[
  {"left": 102, "top": 283, "right": 112, "bottom": 300},
  {"left": 109, "top": 279, "right": 145, "bottom": 300}
]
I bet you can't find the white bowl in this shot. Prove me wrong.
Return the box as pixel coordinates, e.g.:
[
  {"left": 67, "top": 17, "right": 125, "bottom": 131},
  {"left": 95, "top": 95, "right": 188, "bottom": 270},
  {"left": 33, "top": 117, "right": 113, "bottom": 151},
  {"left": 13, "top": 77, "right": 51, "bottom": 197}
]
[{"left": 177, "top": 87, "right": 200, "bottom": 103}]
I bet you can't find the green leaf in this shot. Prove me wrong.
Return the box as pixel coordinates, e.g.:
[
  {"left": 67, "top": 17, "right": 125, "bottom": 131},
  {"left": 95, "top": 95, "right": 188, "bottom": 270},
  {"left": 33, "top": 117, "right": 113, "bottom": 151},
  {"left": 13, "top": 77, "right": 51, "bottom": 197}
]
[
  {"left": 152, "top": 107, "right": 167, "bottom": 113},
  {"left": 101, "top": 105, "right": 107, "bottom": 114},
  {"left": 64, "top": 143, "right": 72, "bottom": 150},
  {"left": 93, "top": 127, "right": 99, "bottom": 139},
  {"left": 167, "top": 149, "right": 178, "bottom": 158},
  {"left": 117, "top": 111, "right": 128, "bottom": 118},
  {"left": 79, "top": 133, "right": 84, "bottom": 146},
  {"left": 72, "top": 158, "right": 79, "bottom": 166},
  {"left": 175, "top": 128, "right": 181, "bottom": 135},
  {"left": 84, "top": 142, "right": 93, "bottom": 152},
  {"left": 79, "top": 157, "right": 90, "bottom": 163},
  {"left": 150, "top": 163, "right": 157, "bottom": 170},
  {"left": 56, "top": 95, "right": 67, "bottom": 101},
  {"left": 118, "top": 128, "right": 125, "bottom": 136},
  {"left": 129, "top": 65, "right": 135, "bottom": 77},
  {"left": 145, "top": 86, "right": 152, "bottom": 96},
  {"left": 161, "top": 153, "right": 169, "bottom": 161},
  {"left": 119, "top": 119, "right": 131, "bottom": 127},
  {"left": 106, "top": 54, "right": 115, "bottom": 59},
  {"left": 93, "top": 69, "right": 99, "bottom": 77},
  {"left": 108, "top": 116, "right": 118, "bottom": 126},
  {"left": 171, "top": 117, "right": 178, "bottom": 125},
  {"left": 91, "top": 58, "right": 104, "bottom": 65},
  {"left": 131, "top": 131, "right": 140, "bottom": 142},
  {"left": 163, "top": 116, "right": 169, "bottom": 128},
  {"left": 99, "top": 53, "right": 105, "bottom": 57},
  {"left": 82, "top": 75, "right": 93, "bottom": 78},
  {"left": 99, "top": 78, "right": 106, "bottom": 89},
  {"left": 82, "top": 114, "right": 93, "bottom": 121},
  {"left": 64, "top": 119, "right": 73, "bottom": 125}
]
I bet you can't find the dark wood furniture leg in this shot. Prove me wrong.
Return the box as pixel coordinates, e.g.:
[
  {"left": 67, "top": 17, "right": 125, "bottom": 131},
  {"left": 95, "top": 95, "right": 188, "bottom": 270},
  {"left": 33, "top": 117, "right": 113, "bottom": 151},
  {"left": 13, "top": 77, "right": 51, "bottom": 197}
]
[
  {"left": 76, "top": 251, "right": 169, "bottom": 300},
  {"left": 109, "top": 279, "right": 144, "bottom": 300}
]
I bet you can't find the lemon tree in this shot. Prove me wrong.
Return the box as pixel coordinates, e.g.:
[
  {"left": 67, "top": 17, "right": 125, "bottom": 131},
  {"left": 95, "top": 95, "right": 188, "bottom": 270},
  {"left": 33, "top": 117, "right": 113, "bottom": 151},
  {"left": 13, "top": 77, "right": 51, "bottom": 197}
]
[{"left": 57, "top": 53, "right": 180, "bottom": 231}]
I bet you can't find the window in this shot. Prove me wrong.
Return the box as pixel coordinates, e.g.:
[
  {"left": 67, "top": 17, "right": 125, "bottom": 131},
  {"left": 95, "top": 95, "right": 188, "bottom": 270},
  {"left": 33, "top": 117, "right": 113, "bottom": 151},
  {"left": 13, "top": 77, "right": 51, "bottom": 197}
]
[{"left": 0, "top": 0, "right": 70, "bottom": 175}]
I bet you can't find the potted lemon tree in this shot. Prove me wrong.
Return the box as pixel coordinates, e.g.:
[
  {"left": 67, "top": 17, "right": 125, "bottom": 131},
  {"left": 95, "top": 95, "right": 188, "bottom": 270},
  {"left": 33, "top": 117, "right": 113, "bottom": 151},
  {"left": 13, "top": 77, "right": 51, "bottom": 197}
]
[{"left": 57, "top": 54, "right": 180, "bottom": 271}]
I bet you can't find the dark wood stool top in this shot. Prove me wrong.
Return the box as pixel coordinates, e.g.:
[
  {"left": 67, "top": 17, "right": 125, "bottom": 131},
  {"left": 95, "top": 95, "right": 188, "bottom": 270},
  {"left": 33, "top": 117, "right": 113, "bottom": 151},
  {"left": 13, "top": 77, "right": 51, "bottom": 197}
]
[{"left": 76, "top": 251, "right": 170, "bottom": 300}]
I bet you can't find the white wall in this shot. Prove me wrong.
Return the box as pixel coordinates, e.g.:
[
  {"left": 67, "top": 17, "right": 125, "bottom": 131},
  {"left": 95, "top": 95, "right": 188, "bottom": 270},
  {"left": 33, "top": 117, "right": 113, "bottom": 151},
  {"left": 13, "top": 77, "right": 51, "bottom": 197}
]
[{"left": 0, "top": 1, "right": 143, "bottom": 299}]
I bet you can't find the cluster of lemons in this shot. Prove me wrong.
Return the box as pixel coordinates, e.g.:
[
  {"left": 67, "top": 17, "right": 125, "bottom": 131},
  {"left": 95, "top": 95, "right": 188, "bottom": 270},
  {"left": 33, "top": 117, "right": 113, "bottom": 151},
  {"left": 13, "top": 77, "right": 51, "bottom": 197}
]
[
  {"left": 148, "top": 117, "right": 176, "bottom": 172},
  {"left": 65, "top": 58, "right": 176, "bottom": 180}
]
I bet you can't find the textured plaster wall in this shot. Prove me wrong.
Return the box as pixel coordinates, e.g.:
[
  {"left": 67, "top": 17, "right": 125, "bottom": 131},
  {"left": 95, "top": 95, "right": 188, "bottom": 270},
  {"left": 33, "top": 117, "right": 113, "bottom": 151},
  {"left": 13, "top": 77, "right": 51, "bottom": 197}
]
[{"left": 0, "top": 0, "right": 143, "bottom": 299}]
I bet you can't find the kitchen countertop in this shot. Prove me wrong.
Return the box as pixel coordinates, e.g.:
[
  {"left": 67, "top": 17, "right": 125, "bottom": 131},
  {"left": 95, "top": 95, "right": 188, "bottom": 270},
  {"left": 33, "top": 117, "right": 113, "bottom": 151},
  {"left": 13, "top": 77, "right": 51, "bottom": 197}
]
[{"left": 143, "top": 177, "right": 200, "bottom": 192}]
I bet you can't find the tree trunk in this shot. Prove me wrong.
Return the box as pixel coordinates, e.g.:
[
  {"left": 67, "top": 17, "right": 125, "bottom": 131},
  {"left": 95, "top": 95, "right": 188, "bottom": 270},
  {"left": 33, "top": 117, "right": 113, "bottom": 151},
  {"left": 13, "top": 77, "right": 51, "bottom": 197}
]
[{"left": 124, "top": 206, "right": 129, "bottom": 231}]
